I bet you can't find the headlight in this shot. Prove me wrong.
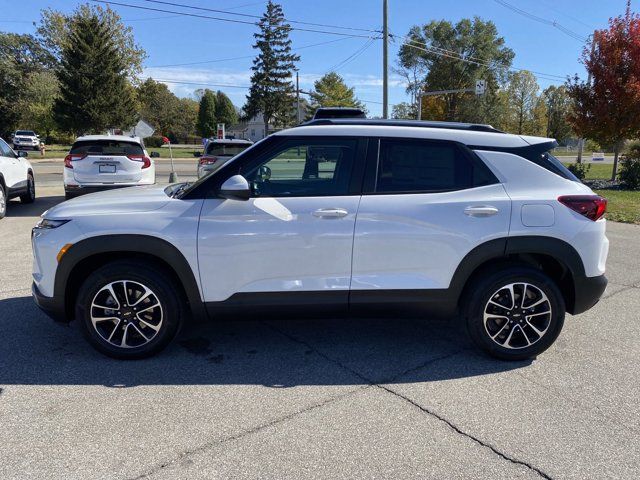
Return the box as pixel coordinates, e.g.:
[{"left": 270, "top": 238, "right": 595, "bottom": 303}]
[{"left": 35, "top": 218, "right": 70, "bottom": 229}]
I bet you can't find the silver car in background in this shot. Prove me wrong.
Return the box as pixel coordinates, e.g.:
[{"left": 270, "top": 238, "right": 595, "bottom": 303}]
[{"left": 197, "top": 138, "right": 253, "bottom": 178}]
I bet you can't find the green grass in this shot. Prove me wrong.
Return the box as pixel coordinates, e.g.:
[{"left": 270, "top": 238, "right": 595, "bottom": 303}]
[{"left": 594, "top": 190, "right": 640, "bottom": 224}]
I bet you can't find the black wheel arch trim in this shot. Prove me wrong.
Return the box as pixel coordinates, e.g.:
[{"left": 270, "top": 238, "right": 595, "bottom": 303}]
[{"left": 54, "top": 234, "right": 206, "bottom": 321}]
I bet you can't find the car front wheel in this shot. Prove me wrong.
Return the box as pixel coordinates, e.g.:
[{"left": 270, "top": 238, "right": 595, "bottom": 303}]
[
  {"left": 20, "top": 174, "right": 35, "bottom": 203},
  {"left": 0, "top": 184, "right": 6, "bottom": 219},
  {"left": 76, "top": 261, "right": 183, "bottom": 359},
  {"left": 465, "top": 266, "right": 565, "bottom": 361}
]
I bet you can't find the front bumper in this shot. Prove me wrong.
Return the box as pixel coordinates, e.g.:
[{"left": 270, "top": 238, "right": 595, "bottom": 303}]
[
  {"left": 570, "top": 274, "right": 608, "bottom": 315},
  {"left": 32, "top": 282, "right": 67, "bottom": 322}
]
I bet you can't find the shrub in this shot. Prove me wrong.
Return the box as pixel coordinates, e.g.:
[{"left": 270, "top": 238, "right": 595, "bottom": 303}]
[
  {"left": 567, "top": 162, "right": 591, "bottom": 180},
  {"left": 144, "top": 135, "right": 165, "bottom": 148},
  {"left": 618, "top": 153, "right": 640, "bottom": 190}
]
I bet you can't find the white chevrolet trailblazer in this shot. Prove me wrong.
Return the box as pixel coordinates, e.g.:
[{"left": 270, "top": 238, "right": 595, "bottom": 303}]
[{"left": 32, "top": 120, "right": 609, "bottom": 360}]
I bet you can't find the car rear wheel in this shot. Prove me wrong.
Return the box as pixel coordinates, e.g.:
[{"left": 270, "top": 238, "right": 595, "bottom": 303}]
[
  {"left": 465, "top": 266, "right": 565, "bottom": 361},
  {"left": 20, "top": 174, "right": 35, "bottom": 203},
  {"left": 76, "top": 261, "right": 182, "bottom": 359},
  {"left": 0, "top": 184, "right": 6, "bottom": 219}
]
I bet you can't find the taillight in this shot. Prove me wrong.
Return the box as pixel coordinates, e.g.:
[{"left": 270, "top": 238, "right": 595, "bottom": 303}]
[
  {"left": 199, "top": 155, "right": 219, "bottom": 166},
  {"left": 127, "top": 154, "right": 152, "bottom": 169},
  {"left": 64, "top": 154, "right": 86, "bottom": 169},
  {"left": 558, "top": 195, "right": 607, "bottom": 221}
]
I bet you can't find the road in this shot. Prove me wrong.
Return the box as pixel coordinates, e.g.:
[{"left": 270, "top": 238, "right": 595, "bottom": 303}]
[{"left": 1, "top": 187, "right": 639, "bottom": 479}]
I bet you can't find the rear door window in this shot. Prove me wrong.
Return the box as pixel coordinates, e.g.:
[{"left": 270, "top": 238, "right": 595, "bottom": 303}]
[
  {"left": 374, "top": 139, "right": 496, "bottom": 193},
  {"left": 70, "top": 140, "right": 143, "bottom": 156}
]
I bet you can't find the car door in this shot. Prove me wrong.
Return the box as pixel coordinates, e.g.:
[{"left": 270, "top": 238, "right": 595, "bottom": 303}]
[
  {"left": 351, "top": 137, "right": 511, "bottom": 302},
  {"left": 0, "top": 138, "right": 23, "bottom": 190},
  {"left": 197, "top": 136, "right": 366, "bottom": 309}
]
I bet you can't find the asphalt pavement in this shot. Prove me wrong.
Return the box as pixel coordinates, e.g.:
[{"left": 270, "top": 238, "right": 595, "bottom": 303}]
[{"left": 0, "top": 185, "right": 639, "bottom": 479}]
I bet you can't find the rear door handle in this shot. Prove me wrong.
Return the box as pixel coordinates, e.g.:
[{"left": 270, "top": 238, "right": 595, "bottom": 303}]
[
  {"left": 313, "top": 208, "right": 349, "bottom": 218},
  {"left": 464, "top": 205, "right": 499, "bottom": 217}
]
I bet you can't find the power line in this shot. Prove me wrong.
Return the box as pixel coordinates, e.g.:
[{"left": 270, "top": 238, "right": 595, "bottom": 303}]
[
  {"left": 395, "top": 34, "right": 567, "bottom": 82},
  {"left": 326, "top": 36, "right": 380, "bottom": 73},
  {"left": 492, "top": 0, "right": 587, "bottom": 43},
  {"left": 140, "top": 0, "right": 382, "bottom": 34},
  {"left": 147, "top": 37, "right": 358, "bottom": 69}
]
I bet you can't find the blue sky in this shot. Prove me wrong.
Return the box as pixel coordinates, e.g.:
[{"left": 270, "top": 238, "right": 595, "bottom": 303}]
[{"left": 2, "top": 0, "right": 636, "bottom": 116}]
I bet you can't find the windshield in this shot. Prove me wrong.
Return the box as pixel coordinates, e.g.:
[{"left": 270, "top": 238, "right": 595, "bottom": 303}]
[
  {"left": 16, "top": 131, "right": 36, "bottom": 136},
  {"left": 205, "top": 143, "right": 251, "bottom": 156}
]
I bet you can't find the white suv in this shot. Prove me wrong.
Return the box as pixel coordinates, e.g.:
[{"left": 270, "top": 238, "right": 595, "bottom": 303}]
[
  {"left": 63, "top": 135, "right": 155, "bottom": 199},
  {"left": 0, "top": 137, "right": 36, "bottom": 219},
  {"left": 11, "top": 130, "right": 40, "bottom": 151},
  {"left": 32, "top": 120, "right": 609, "bottom": 360}
]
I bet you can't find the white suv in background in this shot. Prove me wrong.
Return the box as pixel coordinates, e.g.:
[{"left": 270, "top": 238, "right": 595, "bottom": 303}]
[
  {"left": 11, "top": 130, "right": 40, "bottom": 151},
  {"left": 32, "top": 119, "right": 609, "bottom": 360},
  {"left": 63, "top": 135, "right": 155, "bottom": 199},
  {"left": 0, "top": 137, "right": 35, "bottom": 219}
]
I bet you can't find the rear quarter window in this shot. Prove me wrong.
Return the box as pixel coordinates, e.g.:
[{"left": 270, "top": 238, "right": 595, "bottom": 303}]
[{"left": 71, "top": 140, "right": 143, "bottom": 156}]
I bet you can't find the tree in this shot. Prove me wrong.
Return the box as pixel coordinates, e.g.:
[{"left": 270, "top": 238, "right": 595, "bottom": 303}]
[
  {"left": 397, "top": 17, "right": 514, "bottom": 122},
  {"left": 0, "top": 32, "right": 55, "bottom": 135},
  {"left": 37, "top": 4, "right": 146, "bottom": 79},
  {"left": 306, "top": 72, "right": 366, "bottom": 118},
  {"left": 197, "top": 89, "right": 217, "bottom": 138},
  {"left": 244, "top": 1, "right": 300, "bottom": 134},
  {"left": 137, "top": 78, "right": 181, "bottom": 135},
  {"left": 215, "top": 90, "right": 238, "bottom": 127},
  {"left": 20, "top": 70, "right": 59, "bottom": 140},
  {"left": 53, "top": 9, "right": 138, "bottom": 134},
  {"left": 567, "top": 1, "right": 640, "bottom": 180},
  {"left": 391, "top": 102, "right": 417, "bottom": 119},
  {"left": 505, "top": 71, "right": 540, "bottom": 134},
  {"left": 542, "top": 85, "right": 573, "bottom": 141}
]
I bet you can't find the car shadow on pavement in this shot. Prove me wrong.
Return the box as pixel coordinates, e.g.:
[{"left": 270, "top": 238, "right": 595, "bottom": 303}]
[
  {"left": 0, "top": 296, "right": 531, "bottom": 387},
  {"left": 5, "top": 196, "right": 66, "bottom": 218}
]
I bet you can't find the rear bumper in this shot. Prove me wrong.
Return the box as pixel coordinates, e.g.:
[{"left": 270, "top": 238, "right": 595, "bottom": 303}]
[
  {"left": 32, "top": 282, "right": 67, "bottom": 322},
  {"left": 570, "top": 274, "right": 608, "bottom": 315},
  {"left": 65, "top": 184, "right": 153, "bottom": 196}
]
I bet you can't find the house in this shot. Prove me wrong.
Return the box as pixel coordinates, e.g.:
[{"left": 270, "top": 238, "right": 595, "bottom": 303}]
[{"left": 227, "top": 114, "right": 275, "bottom": 142}]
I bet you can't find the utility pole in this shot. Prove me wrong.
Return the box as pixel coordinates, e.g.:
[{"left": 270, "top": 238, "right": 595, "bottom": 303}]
[
  {"left": 382, "top": 0, "right": 389, "bottom": 119},
  {"left": 296, "top": 71, "right": 301, "bottom": 124},
  {"left": 577, "top": 40, "right": 596, "bottom": 164}
]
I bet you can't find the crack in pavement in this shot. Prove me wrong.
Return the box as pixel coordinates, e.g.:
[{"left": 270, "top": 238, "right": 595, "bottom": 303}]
[
  {"left": 264, "top": 321, "right": 554, "bottom": 480},
  {"left": 129, "top": 385, "right": 370, "bottom": 480}
]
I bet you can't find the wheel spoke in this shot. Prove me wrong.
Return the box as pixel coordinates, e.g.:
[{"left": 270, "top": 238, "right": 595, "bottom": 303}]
[
  {"left": 131, "top": 286, "right": 154, "bottom": 307},
  {"left": 123, "top": 281, "right": 132, "bottom": 306},
  {"left": 501, "top": 326, "right": 517, "bottom": 347},
  {"left": 135, "top": 301, "right": 160, "bottom": 315},
  {"left": 138, "top": 318, "right": 161, "bottom": 332},
  {"left": 487, "top": 300, "right": 511, "bottom": 312},
  {"left": 526, "top": 310, "right": 551, "bottom": 318},
  {"left": 107, "top": 320, "right": 122, "bottom": 342},
  {"left": 525, "top": 318, "right": 545, "bottom": 336},
  {"left": 520, "top": 325, "right": 532, "bottom": 346},
  {"left": 120, "top": 323, "right": 130, "bottom": 347},
  {"left": 491, "top": 321, "right": 510, "bottom": 340},
  {"left": 105, "top": 284, "right": 121, "bottom": 310},
  {"left": 130, "top": 323, "right": 149, "bottom": 341},
  {"left": 520, "top": 283, "right": 528, "bottom": 308}
]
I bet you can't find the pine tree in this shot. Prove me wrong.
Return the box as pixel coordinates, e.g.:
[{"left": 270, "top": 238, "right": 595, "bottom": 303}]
[
  {"left": 306, "top": 72, "right": 366, "bottom": 118},
  {"left": 53, "top": 11, "right": 136, "bottom": 134},
  {"left": 215, "top": 90, "right": 238, "bottom": 127},
  {"left": 197, "top": 89, "right": 217, "bottom": 138},
  {"left": 244, "top": 1, "right": 299, "bottom": 135}
]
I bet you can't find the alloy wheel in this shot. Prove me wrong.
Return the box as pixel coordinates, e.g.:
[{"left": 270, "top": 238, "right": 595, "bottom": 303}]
[
  {"left": 0, "top": 187, "right": 6, "bottom": 216},
  {"left": 90, "top": 280, "right": 163, "bottom": 348},
  {"left": 483, "top": 282, "right": 552, "bottom": 349}
]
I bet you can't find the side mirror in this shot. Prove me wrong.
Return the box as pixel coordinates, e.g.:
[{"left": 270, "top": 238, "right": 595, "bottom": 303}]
[
  {"left": 194, "top": 152, "right": 202, "bottom": 158},
  {"left": 18, "top": 150, "right": 28, "bottom": 158},
  {"left": 150, "top": 151, "right": 160, "bottom": 158},
  {"left": 219, "top": 174, "right": 251, "bottom": 201}
]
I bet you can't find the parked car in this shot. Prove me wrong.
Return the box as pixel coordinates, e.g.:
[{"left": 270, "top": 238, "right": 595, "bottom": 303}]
[
  {"left": 11, "top": 130, "right": 40, "bottom": 151},
  {"left": 63, "top": 135, "right": 155, "bottom": 199},
  {"left": 32, "top": 119, "right": 608, "bottom": 360},
  {"left": 0, "top": 137, "right": 35, "bottom": 219},
  {"left": 198, "top": 138, "right": 253, "bottom": 178}
]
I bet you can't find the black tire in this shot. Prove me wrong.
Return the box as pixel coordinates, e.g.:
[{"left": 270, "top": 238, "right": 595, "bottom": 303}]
[
  {"left": 0, "top": 183, "right": 6, "bottom": 219},
  {"left": 20, "top": 174, "right": 35, "bottom": 203},
  {"left": 76, "top": 260, "right": 183, "bottom": 359},
  {"left": 465, "top": 266, "right": 565, "bottom": 361}
]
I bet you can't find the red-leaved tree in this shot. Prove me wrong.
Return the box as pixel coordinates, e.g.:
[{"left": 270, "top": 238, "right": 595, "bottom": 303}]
[{"left": 567, "top": 1, "right": 640, "bottom": 180}]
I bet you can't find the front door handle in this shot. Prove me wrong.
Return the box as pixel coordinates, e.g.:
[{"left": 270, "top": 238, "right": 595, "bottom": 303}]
[
  {"left": 464, "top": 205, "right": 499, "bottom": 217},
  {"left": 313, "top": 208, "right": 349, "bottom": 218}
]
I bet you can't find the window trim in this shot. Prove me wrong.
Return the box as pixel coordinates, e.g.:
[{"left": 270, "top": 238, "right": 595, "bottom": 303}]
[
  {"left": 363, "top": 137, "right": 499, "bottom": 195},
  {"left": 185, "top": 135, "right": 368, "bottom": 200}
]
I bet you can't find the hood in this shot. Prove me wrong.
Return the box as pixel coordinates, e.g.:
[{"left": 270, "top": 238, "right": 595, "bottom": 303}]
[{"left": 44, "top": 185, "right": 172, "bottom": 219}]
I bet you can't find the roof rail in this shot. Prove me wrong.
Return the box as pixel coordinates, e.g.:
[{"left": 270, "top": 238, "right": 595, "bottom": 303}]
[{"left": 301, "top": 118, "right": 504, "bottom": 133}]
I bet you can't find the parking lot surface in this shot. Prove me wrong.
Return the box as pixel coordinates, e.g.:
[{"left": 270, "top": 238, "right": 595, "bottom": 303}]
[{"left": 1, "top": 186, "right": 639, "bottom": 479}]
